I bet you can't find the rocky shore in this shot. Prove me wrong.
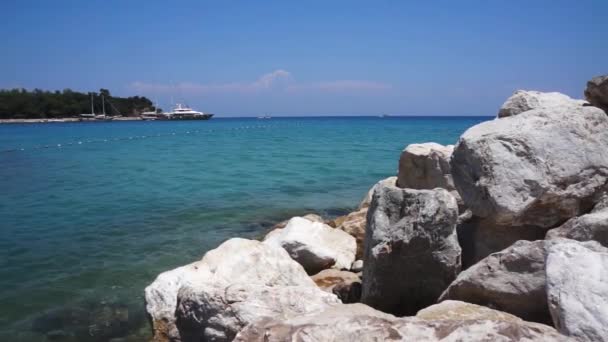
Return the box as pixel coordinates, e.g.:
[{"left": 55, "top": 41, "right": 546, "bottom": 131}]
[{"left": 145, "top": 75, "right": 608, "bottom": 341}]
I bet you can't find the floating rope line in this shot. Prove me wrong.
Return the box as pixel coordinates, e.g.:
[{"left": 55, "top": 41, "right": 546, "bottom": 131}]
[{"left": 0, "top": 122, "right": 305, "bottom": 154}]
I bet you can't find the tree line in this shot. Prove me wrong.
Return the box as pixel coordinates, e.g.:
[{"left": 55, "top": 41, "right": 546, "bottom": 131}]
[{"left": 0, "top": 88, "right": 157, "bottom": 119}]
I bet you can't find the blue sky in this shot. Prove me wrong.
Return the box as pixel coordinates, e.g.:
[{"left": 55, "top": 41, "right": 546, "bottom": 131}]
[{"left": 1, "top": 0, "right": 606, "bottom": 116}]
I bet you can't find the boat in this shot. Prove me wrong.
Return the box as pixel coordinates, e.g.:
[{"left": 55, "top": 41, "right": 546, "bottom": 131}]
[
  {"left": 257, "top": 115, "right": 272, "bottom": 119},
  {"left": 79, "top": 94, "right": 114, "bottom": 121},
  {"left": 157, "top": 103, "right": 213, "bottom": 120}
]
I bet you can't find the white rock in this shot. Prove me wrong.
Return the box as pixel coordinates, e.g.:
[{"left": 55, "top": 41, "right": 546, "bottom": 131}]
[
  {"left": 498, "top": 90, "right": 585, "bottom": 118},
  {"left": 263, "top": 217, "right": 356, "bottom": 274},
  {"left": 546, "top": 203, "right": 608, "bottom": 247},
  {"left": 234, "top": 303, "right": 565, "bottom": 341},
  {"left": 358, "top": 176, "right": 397, "bottom": 209},
  {"left": 546, "top": 239, "right": 608, "bottom": 341},
  {"left": 144, "top": 238, "right": 321, "bottom": 341},
  {"left": 452, "top": 101, "right": 608, "bottom": 229},
  {"left": 351, "top": 259, "right": 363, "bottom": 272}
]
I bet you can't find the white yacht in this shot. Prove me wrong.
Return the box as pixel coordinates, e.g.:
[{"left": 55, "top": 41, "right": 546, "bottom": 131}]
[{"left": 158, "top": 103, "right": 213, "bottom": 120}]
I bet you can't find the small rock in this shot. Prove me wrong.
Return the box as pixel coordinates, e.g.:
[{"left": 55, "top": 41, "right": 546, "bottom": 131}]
[
  {"left": 311, "top": 269, "right": 361, "bottom": 303},
  {"left": 357, "top": 176, "right": 397, "bottom": 209},
  {"left": 585, "top": 75, "right": 608, "bottom": 113},
  {"left": 350, "top": 260, "right": 363, "bottom": 272},
  {"left": 264, "top": 217, "right": 356, "bottom": 274}
]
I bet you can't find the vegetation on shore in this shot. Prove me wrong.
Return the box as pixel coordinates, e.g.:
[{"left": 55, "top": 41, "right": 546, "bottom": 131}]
[{"left": 0, "top": 88, "right": 156, "bottom": 119}]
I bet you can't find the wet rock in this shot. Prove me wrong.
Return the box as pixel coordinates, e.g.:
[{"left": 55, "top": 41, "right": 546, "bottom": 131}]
[
  {"left": 452, "top": 101, "right": 608, "bottom": 230},
  {"left": 498, "top": 90, "right": 584, "bottom": 118},
  {"left": 264, "top": 217, "right": 356, "bottom": 274},
  {"left": 439, "top": 240, "right": 552, "bottom": 324},
  {"left": 144, "top": 238, "right": 317, "bottom": 342},
  {"left": 234, "top": 303, "right": 565, "bottom": 341},
  {"left": 311, "top": 269, "right": 361, "bottom": 303},
  {"left": 361, "top": 183, "right": 460, "bottom": 315},
  {"left": 585, "top": 75, "right": 608, "bottom": 113},
  {"left": 546, "top": 239, "right": 608, "bottom": 341}
]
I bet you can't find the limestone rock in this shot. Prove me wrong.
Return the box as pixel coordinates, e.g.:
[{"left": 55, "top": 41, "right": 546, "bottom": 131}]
[
  {"left": 361, "top": 183, "right": 461, "bottom": 315},
  {"left": 546, "top": 203, "right": 608, "bottom": 247},
  {"left": 357, "top": 176, "right": 397, "bottom": 209},
  {"left": 350, "top": 259, "right": 363, "bottom": 272},
  {"left": 439, "top": 240, "right": 552, "bottom": 324},
  {"left": 311, "top": 269, "right": 361, "bottom": 303},
  {"left": 397, "top": 142, "right": 454, "bottom": 189},
  {"left": 176, "top": 283, "right": 339, "bottom": 342},
  {"left": 234, "top": 303, "right": 565, "bottom": 342},
  {"left": 144, "top": 238, "right": 318, "bottom": 342},
  {"left": 585, "top": 75, "right": 608, "bottom": 113},
  {"left": 498, "top": 90, "right": 584, "bottom": 118},
  {"left": 546, "top": 239, "right": 608, "bottom": 341},
  {"left": 267, "top": 213, "right": 324, "bottom": 232},
  {"left": 263, "top": 217, "right": 356, "bottom": 274},
  {"left": 335, "top": 208, "right": 367, "bottom": 259},
  {"left": 452, "top": 102, "right": 608, "bottom": 229}
]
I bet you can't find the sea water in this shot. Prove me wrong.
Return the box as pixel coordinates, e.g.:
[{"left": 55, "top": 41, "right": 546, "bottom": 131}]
[{"left": 0, "top": 116, "right": 490, "bottom": 341}]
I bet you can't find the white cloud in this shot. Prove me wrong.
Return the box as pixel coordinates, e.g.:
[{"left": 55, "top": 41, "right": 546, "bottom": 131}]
[{"left": 129, "top": 70, "right": 390, "bottom": 95}]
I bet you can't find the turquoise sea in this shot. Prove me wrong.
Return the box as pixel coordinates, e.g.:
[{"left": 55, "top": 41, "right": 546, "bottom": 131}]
[{"left": 0, "top": 116, "right": 490, "bottom": 341}]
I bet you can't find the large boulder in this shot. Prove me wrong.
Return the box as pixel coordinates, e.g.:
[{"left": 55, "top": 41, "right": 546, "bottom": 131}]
[
  {"left": 546, "top": 202, "right": 608, "bottom": 247},
  {"left": 334, "top": 208, "right": 367, "bottom": 259},
  {"left": 176, "top": 282, "right": 339, "bottom": 342},
  {"left": 439, "top": 240, "right": 552, "bottom": 324},
  {"left": 361, "top": 183, "right": 461, "bottom": 315},
  {"left": 585, "top": 75, "right": 608, "bottom": 113},
  {"left": 452, "top": 101, "right": 608, "bottom": 230},
  {"left": 397, "top": 142, "right": 454, "bottom": 190},
  {"left": 357, "top": 176, "right": 397, "bottom": 209},
  {"left": 546, "top": 239, "right": 608, "bottom": 341},
  {"left": 263, "top": 217, "right": 356, "bottom": 274},
  {"left": 498, "top": 90, "right": 584, "bottom": 118},
  {"left": 311, "top": 269, "right": 362, "bottom": 303},
  {"left": 144, "top": 238, "right": 333, "bottom": 342},
  {"left": 234, "top": 303, "right": 565, "bottom": 341}
]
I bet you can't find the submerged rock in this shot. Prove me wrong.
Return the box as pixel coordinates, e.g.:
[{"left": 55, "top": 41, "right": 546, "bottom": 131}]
[
  {"left": 439, "top": 240, "right": 551, "bottom": 324},
  {"left": 546, "top": 239, "right": 608, "bottom": 341},
  {"left": 452, "top": 101, "right": 608, "bottom": 230},
  {"left": 311, "top": 269, "right": 361, "bottom": 303},
  {"left": 234, "top": 303, "right": 565, "bottom": 341},
  {"left": 585, "top": 75, "right": 608, "bottom": 113},
  {"left": 144, "top": 238, "right": 321, "bottom": 342},
  {"left": 361, "top": 183, "right": 460, "bottom": 315},
  {"left": 264, "top": 217, "right": 356, "bottom": 274},
  {"left": 498, "top": 90, "right": 584, "bottom": 118}
]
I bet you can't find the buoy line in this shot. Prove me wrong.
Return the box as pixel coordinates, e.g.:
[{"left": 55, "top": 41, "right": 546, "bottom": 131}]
[{"left": 0, "top": 122, "right": 305, "bottom": 154}]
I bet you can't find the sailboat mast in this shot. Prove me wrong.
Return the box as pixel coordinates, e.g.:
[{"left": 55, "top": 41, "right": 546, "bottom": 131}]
[{"left": 102, "top": 95, "right": 106, "bottom": 115}]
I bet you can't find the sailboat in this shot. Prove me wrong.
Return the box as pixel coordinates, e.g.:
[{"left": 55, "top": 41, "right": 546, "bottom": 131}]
[{"left": 79, "top": 93, "right": 113, "bottom": 121}]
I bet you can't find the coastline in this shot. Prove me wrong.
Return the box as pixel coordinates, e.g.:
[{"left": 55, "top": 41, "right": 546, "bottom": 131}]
[{"left": 0, "top": 117, "right": 143, "bottom": 124}]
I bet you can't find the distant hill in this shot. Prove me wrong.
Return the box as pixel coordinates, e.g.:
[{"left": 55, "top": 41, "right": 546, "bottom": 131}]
[{"left": 0, "top": 88, "right": 156, "bottom": 119}]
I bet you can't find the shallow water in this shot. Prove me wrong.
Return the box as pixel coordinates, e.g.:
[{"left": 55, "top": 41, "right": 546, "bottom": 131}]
[{"left": 0, "top": 116, "right": 490, "bottom": 341}]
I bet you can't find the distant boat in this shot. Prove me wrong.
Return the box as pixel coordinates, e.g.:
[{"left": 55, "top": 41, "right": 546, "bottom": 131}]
[
  {"left": 79, "top": 94, "right": 113, "bottom": 121},
  {"left": 257, "top": 115, "right": 272, "bottom": 119},
  {"left": 380, "top": 114, "right": 391, "bottom": 118},
  {"left": 156, "top": 104, "right": 213, "bottom": 120}
]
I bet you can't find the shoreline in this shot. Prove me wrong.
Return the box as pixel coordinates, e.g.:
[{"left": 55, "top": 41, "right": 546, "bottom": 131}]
[{"left": 0, "top": 117, "right": 143, "bottom": 124}]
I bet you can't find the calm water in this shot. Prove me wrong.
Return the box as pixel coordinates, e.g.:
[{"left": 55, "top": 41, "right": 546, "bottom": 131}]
[{"left": 0, "top": 116, "right": 490, "bottom": 341}]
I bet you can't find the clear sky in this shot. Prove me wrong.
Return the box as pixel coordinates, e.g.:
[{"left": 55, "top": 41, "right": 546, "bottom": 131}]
[{"left": 1, "top": 0, "right": 606, "bottom": 116}]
